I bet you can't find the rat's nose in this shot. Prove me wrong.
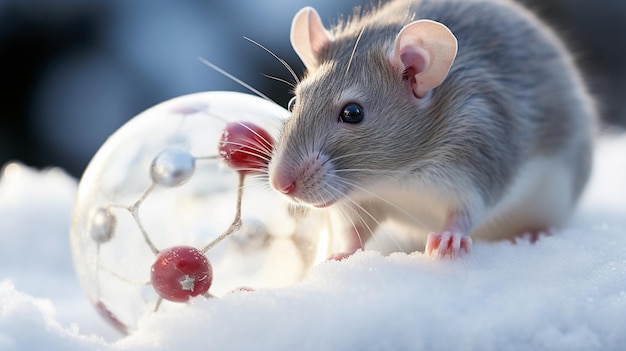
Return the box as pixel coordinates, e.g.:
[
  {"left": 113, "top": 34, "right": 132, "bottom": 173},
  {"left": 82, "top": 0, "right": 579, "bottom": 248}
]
[
  {"left": 273, "top": 178, "right": 296, "bottom": 195},
  {"left": 277, "top": 181, "right": 296, "bottom": 195},
  {"left": 270, "top": 170, "right": 297, "bottom": 196}
]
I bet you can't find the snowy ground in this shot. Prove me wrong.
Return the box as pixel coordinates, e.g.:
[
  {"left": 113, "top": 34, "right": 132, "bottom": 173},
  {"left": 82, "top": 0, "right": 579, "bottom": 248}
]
[{"left": 1, "top": 133, "right": 625, "bottom": 351}]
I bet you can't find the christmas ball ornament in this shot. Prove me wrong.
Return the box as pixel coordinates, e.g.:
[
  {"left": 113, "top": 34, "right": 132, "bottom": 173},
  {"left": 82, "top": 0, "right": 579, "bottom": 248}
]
[{"left": 70, "top": 92, "right": 330, "bottom": 333}]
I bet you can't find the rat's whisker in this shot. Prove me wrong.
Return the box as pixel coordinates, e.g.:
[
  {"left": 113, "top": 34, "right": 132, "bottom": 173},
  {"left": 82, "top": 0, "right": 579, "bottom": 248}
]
[
  {"left": 344, "top": 26, "right": 366, "bottom": 80},
  {"left": 262, "top": 74, "right": 296, "bottom": 88},
  {"left": 333, "top": 168, "right": 407, "bottom": 176},
  {"left": 219, "top": 142, "right": 273, "bottom": 163},
  {"left": 327, "top": 175, "right": 434, "bottom": 232},
  {"left": 340, "top": 207, "right": 367, "bottom": 250},
  {"left": 243, "top": 180, "right": 277, "bottom": 196},
  {"left": 244, "top": 36, "right": 301, "bottom": 85},
  {"left": 198, "top": 57, "right": 275, "bottom": 104},
  {"left": 328, "top": 184, "right": 402, "bottom": 252},
  {"left": 321, "top": 150, "right": 395, "bottom": 166},
  {"left": 319, "top": 188, "right": 369, "bottom": 252},
  {"left": 232, "top": 121, "right": 275, "bottom": 150},
  {"left": 335, "top": 206, "right": 362, "bottom": 253},
  {"left": 338, "top": 194, "right": 406, "bottom": 253},
  {"left": 347, "top": 199, "right": 402, "bottom": 252}
]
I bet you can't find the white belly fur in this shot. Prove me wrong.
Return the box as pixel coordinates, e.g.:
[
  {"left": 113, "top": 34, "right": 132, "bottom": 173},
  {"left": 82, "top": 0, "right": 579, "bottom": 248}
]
[
  {"left": 327, "top": 155, "right": 576, "bottom": 253},
  {"left": 471, "top": 155, "right": 575, "bottom": 241}
]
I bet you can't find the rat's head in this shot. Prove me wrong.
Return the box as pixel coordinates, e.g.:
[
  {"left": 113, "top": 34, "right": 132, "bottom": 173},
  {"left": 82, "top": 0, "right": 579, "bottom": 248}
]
[{"left": 268, "top": 7, "right": 457, "bottom": 208}]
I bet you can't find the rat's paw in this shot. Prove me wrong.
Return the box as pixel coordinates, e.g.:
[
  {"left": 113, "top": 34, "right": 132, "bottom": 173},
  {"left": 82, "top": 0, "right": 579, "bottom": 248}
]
[
  {"left": 511, "top": 228, "right": 554, "bottom": 244},
  {"left": 327, "top": 252, "right": 354, "bottom": 261},
  {"left": 425, "top": 231, "right": 472, "bottom": 259}
]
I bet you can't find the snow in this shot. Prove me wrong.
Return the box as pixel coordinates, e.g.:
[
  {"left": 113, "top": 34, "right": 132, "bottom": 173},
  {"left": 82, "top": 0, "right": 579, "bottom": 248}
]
[{"left": 1, "top": 133, "right": 626, "bottom": 350}]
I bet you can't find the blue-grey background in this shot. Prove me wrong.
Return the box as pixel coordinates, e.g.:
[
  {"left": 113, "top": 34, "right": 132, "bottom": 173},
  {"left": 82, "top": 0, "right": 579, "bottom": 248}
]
[{"left": 1, "top": 0, "right": 624, "bottom": 177}]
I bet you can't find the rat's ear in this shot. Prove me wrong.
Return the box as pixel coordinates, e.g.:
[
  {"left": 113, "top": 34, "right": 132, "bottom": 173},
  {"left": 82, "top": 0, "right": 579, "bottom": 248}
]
[
  {"left": 390, "top": 20, "right": 457, "bottom": 99},
  {"left": 291, "top": 7, "right": 334, "bottom": 70}
]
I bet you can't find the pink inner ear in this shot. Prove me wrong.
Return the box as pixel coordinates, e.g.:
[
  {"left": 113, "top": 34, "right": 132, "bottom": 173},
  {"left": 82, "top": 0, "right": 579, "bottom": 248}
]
[
  {"left": 399, "top": 46, "right": 430, "bottom": 98},
  {"left": 400, "top": 46, "right": 428, "bottom": 75}
]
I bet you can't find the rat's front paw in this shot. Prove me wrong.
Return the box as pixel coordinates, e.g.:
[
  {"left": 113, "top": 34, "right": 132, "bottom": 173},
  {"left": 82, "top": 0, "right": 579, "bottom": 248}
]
[
  {"left": 425, "top": 231, "right": 472, "bottom": 259},
  {"left": 327, "top": 252, "right": 354, "bottom": 261}
]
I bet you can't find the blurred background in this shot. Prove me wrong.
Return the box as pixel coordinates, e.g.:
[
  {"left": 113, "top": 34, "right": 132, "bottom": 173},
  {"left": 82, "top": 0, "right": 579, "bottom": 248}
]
[{"left": 0, "top": 0, "right": 624, "bottom": 178}]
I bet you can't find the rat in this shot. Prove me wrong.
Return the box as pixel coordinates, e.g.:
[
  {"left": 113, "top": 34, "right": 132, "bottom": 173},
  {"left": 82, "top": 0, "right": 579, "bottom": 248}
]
[{"left": 267, "top": 0, "right": 596, "bottom": 259}]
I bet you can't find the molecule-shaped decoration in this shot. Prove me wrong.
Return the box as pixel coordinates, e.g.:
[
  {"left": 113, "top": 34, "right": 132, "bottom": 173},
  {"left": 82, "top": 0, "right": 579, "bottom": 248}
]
[{"left": 70, "top": 92, "right": 330, "bottom": 334}]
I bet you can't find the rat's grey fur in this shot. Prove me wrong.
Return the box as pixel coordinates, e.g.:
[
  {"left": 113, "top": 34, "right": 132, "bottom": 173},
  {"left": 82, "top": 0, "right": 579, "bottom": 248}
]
[{"left": 270, "top": 0, "right": 595, "bottom": 248}]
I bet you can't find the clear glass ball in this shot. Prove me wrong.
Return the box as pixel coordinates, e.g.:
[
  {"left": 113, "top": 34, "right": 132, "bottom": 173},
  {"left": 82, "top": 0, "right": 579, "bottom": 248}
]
[{"left": 70, "top": 92, "right": 330, "bottom": 333}]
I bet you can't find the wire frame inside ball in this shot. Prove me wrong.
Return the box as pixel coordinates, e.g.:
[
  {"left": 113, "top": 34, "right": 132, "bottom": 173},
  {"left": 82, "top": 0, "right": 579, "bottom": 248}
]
[{"left": 70, "top": 91, "right": 330, "bottom": 333}]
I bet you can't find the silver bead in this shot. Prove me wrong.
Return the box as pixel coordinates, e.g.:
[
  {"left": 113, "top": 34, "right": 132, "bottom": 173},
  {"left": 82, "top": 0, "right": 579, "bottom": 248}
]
[
  {"left": 89, "top": 206, "right": 116, "bottom": 243},
  {"left": 150, "top": 149, "right": 195, "bottom": 187}
]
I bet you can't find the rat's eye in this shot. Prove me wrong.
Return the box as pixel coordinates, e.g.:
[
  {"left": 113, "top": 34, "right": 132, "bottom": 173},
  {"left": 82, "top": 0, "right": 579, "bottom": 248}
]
[
  {"left": 287, "top": 96, "right": 297, "bottom": 112},
  {"left": 339, "top": 103, "right": 363, "bottom": 124}
]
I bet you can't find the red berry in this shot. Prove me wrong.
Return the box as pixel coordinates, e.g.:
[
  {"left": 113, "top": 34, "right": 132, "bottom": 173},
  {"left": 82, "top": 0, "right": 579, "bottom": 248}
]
[
  {"left": 150, "top": 246, "right": 213, "bottom": 302},
  {"left": 218, "top": 122, "right": 273, "bottom": 173}
]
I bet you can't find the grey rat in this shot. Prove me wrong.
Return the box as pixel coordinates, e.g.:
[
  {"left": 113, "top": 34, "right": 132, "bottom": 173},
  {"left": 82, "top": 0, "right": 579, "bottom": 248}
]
[{"left": 268, "top": 0, "right": 595, "bottom": 259}]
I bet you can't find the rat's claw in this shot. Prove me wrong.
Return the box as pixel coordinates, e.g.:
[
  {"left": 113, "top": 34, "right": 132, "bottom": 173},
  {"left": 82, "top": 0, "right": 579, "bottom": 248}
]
[{"left": 425, "top": 231, "right": 472, "bottom": 259}]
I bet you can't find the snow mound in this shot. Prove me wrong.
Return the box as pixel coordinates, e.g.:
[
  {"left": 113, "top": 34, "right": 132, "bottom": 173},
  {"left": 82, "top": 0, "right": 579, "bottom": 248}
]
[{"left": 1, "top": 133, "right": 625, "bottom": 351}]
